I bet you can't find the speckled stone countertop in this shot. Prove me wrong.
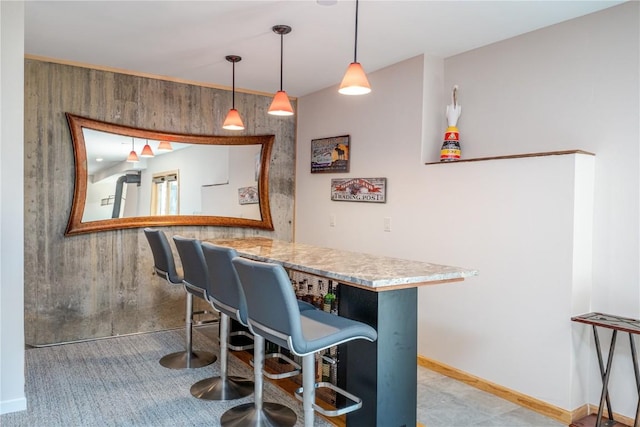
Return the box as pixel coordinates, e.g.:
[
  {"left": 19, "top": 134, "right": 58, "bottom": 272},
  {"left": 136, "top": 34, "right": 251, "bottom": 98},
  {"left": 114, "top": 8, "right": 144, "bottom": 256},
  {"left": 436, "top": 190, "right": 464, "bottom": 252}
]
[{"left": 209, "top": 237, "right": 478, "bottom": 291}]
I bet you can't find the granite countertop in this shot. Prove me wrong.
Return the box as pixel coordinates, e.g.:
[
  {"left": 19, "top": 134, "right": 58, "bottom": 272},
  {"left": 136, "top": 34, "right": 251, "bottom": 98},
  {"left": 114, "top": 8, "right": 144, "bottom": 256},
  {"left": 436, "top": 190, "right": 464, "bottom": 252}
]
[{"left": 209, "top": 237, "right": 478, "bottom": 291}]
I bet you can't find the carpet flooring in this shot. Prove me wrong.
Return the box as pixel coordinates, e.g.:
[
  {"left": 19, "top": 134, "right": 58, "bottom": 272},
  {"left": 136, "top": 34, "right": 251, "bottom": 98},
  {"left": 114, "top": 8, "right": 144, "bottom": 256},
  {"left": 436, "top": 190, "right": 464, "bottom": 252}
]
[{"left": 1, "top": 327, "right": 333, "bottom": 426}]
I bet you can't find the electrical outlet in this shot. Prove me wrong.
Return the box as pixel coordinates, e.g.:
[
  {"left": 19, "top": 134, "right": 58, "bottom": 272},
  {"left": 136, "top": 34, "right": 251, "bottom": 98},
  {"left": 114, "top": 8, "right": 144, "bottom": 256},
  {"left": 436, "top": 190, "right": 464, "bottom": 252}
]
[
  {"left": 330, "top": 214, "right": 336, "bottom": 227},
  {"left": 384, "top": 217, "right": 391, "bottom": 232}
]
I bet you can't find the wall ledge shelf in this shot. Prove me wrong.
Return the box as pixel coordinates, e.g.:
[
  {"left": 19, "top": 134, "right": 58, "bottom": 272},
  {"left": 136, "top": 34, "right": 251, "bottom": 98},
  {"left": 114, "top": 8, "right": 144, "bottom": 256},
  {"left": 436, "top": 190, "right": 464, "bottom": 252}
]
[{"left": 425, "top": 149, "right": 595, "bottom": 165}]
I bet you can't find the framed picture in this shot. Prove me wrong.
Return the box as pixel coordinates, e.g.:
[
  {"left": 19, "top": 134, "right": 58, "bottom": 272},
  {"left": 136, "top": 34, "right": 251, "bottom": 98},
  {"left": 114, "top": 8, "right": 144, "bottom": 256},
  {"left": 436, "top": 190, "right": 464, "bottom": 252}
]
[
  {"left": 331, "top": 178, "right": 387, "bottom": 203},
  {"left": 238, "top": 186, "right": 259, "bottom": 205},
  {"left": 311, "top": 135, "right": 350, "bottom": 173}
]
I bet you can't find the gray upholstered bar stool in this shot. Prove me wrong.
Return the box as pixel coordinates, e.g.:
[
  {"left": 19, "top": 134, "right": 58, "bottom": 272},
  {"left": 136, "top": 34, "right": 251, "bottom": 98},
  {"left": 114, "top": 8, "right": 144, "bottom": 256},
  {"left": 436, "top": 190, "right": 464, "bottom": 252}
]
[
  {"left": 231, "top": 257, "right": 378, "bottom": 427},
  {"left": 171, "top": 235, "right": 219, "bottom": 368},
  {"left": 189, "top": 242, "right": 255, "bottom": 401},
  {"left": 143, "top": 228, "right": 216, "bottom": 369}
]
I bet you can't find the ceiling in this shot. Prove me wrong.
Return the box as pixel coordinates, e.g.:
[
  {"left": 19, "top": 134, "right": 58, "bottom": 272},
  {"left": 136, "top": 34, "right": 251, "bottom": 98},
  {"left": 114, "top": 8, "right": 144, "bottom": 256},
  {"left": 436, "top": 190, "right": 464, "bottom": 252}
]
[{"left": 24, "top": 1, "right": 625, "bottom": 98}]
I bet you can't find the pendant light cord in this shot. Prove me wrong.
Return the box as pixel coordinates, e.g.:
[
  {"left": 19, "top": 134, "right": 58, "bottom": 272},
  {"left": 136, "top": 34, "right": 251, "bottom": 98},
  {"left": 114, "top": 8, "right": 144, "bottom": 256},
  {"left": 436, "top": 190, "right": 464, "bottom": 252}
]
[
  {"left": 232, "top": 61, "right": 236, "bottom": 109},
  {"left": 279, "top": 33, "right": 284, "bottom": 91},
  {"left": 353, "top": 0, "right": 359, "bottom": 63}
]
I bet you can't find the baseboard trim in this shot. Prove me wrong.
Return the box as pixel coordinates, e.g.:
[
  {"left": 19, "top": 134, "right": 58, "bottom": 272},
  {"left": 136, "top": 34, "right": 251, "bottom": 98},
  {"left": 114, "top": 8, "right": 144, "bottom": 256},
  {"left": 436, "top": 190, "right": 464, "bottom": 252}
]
[
  {"left": 417, "top": 355, "right": 573, "bottom": 424},
  {"left": 0, "top": 397, "right": 27, "bottom": 415}
]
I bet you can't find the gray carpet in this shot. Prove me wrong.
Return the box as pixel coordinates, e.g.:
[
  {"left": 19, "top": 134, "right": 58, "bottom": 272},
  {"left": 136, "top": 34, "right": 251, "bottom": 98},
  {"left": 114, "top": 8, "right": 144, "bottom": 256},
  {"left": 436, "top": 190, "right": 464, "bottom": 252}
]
[{"left": 1, "top": 327, "right": 333, "bottom": 426}]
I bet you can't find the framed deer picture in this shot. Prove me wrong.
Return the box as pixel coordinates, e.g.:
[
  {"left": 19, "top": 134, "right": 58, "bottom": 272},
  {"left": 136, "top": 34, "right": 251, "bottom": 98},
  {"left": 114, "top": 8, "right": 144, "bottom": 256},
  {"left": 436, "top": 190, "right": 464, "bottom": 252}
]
[{"left": 310, "top": 135, "right": 350, "bottom": 173}]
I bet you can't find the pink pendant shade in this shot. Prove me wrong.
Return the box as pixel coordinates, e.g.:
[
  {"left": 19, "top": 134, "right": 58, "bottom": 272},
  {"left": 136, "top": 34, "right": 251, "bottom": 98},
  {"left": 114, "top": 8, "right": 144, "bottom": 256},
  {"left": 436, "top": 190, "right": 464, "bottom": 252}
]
[
  {"left": 126, "top": 138, "right": 139, "bottom": 162},
  {"left": 268, "top": 90, "right": 294, "bottom": 116},
  {"left": 157, "top": 140, "right": 173, "bottom": 151},
  {"left": 140, "top": 141, "right": 154, "bottom": 157},
  {"left": 339, "top": 62, "right": 371, "bottom": 95},
  {"left": 126, "top": 150, "right": 139, "bottom": 163},
  {"left": 223, "top": 108, "right": 245, "bottom": 130}
]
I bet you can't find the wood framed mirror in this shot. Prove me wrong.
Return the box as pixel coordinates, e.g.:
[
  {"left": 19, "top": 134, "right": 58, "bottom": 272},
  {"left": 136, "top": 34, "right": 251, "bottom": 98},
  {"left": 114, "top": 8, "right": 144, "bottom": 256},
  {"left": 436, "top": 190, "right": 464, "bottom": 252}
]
[{"left": 65, "top": 113, "right": 274, "bottom": 235}]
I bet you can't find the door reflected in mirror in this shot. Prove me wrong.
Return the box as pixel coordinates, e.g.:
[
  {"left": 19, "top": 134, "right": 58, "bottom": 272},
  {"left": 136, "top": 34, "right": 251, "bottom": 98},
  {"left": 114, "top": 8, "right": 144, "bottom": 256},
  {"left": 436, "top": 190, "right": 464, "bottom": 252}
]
[{"left": 66, "top": 114, "right": 274, "bottom": 235}]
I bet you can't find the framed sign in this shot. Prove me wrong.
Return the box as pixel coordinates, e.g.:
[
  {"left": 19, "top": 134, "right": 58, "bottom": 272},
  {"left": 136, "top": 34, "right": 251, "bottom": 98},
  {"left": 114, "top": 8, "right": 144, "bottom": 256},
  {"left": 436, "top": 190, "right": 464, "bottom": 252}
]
[
  {"left": 331, "top": 178, "right": 387, "bottom": 203},
  {"left": 238, "top": 186, "right": 259, "bottom": 205},
  {"left": 311, "top": 135, "right": 350, "bottom": 173}
]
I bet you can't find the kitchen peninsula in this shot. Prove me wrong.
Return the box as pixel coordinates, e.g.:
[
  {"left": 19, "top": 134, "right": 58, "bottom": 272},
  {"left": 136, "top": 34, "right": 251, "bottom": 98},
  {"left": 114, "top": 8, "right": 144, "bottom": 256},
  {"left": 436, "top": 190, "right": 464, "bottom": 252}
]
[{"left": 210, "top": 237, "right": 478, "bottom": 426}]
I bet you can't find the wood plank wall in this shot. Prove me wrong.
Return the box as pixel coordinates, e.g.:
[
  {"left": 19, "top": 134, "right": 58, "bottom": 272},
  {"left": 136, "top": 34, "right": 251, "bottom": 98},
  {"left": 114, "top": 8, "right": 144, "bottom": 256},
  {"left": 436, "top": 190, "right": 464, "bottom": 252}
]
[{"left": 24, "top": 59, "right": 296, "bottom": 345}]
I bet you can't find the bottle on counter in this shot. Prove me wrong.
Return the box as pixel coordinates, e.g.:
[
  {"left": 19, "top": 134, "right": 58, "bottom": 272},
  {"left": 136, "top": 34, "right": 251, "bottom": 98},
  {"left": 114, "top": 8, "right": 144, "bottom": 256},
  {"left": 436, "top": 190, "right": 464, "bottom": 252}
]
[
  {"left": 302, "top": 279, "right": 315, "bottom": 305},
  {"left": 313, "top": 280, "right": 325, "bottom": 309},
  {"left": 321, "top": 350, "right": 331, "bottom": 382},
  {"left": 296, "top": 280, "right": 306, "bottom": 300},
  {"left": 330, "top": 283, "right": 340, "bottom": 315},
  {"left": 324, "top": 280, "right": 336, "bottom": 313}
]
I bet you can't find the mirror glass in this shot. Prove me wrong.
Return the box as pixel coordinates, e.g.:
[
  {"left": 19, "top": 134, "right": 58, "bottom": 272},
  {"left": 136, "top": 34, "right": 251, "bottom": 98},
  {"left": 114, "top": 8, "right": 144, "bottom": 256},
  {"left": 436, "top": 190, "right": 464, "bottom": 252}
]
[{"left": 65, "top": 113, "right": 274, "bottom": 235}]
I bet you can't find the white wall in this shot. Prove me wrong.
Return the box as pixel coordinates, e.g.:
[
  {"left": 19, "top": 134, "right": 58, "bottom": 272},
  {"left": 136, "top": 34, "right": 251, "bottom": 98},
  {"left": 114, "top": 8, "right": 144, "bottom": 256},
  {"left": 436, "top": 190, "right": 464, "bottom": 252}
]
[
  {"left": 0, "top": 0, "right": 26, "bottom": 415},
  {"left": 443, "top": 3, "right": 639, "bottom": 415},
  {"left": 296, "top": 2, "right": 639, "bottom": 419}
]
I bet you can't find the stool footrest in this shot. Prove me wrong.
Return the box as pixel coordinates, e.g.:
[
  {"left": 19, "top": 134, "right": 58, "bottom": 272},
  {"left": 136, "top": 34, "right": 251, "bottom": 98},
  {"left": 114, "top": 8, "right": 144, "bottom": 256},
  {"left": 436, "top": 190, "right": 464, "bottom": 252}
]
[
  {"left": 193, "top": 310, "right": 219, "bottom": 326},
  {"left": 251, "top": 352, "right": 301, "bottom": 379},
  {"left": 294, "top": 382, "right": 363, "bottom": 417},
  {"left": 228, "top": 330, "right": 254, "bottom": 351}
]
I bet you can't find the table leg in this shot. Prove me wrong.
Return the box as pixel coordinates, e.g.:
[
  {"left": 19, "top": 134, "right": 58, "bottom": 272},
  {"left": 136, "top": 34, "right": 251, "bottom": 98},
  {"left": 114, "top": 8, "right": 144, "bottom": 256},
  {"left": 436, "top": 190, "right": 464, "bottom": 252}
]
[
  {"left": 593, "top": 327, "right": 617, "bottom": 427},
  {"left": 630, "top": 333, "right": 639, "bottom": 427}
]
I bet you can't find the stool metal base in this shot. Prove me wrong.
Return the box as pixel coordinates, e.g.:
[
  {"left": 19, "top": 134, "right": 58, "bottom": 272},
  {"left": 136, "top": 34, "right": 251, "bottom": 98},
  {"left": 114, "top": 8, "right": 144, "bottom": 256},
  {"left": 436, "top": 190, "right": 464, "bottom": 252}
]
[
  {"left": 159, "top": 350, "right": 216, "bottom": 369},
  {"left": 190, "top": 376, "right": 254, "bottom": 401},
  {"left": 220, "top": 402, "right": 297, "bottom": 427}
]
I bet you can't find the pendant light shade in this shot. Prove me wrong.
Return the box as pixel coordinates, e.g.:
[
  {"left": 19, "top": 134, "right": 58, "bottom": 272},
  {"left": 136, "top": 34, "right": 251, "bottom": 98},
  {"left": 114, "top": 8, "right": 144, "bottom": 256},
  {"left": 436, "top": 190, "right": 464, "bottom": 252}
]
[
  {"left": 223, "top": 108, "right": 245, "bottom": 130},
  {"left": 269, "top": 91, "right": 294, "bottom": 116},
  {"left": 223, "top": 55, "right": 245, "bottom": 131},
  {"left": 140, "top": 140, "right": 154, "bottom": 158},
  {"left": 157, "top": 140, "right": 173, "bottom": 151},
  {"left": 268, "top": 25, "right": 294, "bottom": 116},
  {"left": 339, "top": 0, "right": 371, "bottom": 95},
  {"left": 126, "top": 138, "right": 139, "bottom": 163},
  {"left": 339, "top": 62, "right": 371, "bottom": 95}
]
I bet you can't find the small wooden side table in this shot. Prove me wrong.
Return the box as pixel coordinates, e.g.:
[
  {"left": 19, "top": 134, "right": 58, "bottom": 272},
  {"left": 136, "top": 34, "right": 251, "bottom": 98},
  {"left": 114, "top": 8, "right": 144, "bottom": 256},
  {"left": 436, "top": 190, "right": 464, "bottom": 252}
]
[{"left": 571, "top": 312, "right": 640, "bottom": 427}]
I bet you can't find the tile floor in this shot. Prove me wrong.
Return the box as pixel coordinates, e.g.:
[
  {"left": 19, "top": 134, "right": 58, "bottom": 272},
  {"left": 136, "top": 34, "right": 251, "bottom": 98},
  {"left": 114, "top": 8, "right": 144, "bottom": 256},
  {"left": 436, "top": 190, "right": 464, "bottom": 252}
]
[{"left": 416, "top": 366, "right": 566, "bottom": 427}]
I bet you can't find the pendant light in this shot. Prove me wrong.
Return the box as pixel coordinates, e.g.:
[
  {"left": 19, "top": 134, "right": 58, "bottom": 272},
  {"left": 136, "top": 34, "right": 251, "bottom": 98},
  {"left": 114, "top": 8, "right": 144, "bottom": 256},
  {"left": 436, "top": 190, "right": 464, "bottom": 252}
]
[
  {"left": 339, "top": 0, "right": 371, "bottom": 95},
  {"left": 157, "top": 140, "right": 173, "bottom": 152},
  {"left": 268, "top": 25, "right": 294, "bottom": 116},
  {"left": 222, "top": 55, "right": 245, "bottom": 130},
  {"left": 126, "top": 138, "right": 139, "bottom": 163},
  {"left": 140, "top": 139, "right": 154, "bottom": 157}
]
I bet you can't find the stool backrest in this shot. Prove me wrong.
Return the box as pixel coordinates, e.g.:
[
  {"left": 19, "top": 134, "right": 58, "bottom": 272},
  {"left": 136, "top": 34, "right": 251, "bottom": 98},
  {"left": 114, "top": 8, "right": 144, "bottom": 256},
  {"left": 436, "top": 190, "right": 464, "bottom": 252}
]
[
  {"left": 143, "top": 228, "right": 182, "bottom": 284},
  {"left": 173, "top": 236, "right": 209, "bottom": 298},
  {"left": 231, "top": 257, "right": 302, "bottom": 349},
  {"left": 201, "top": 242, "right": 249, "bottom": 326}
]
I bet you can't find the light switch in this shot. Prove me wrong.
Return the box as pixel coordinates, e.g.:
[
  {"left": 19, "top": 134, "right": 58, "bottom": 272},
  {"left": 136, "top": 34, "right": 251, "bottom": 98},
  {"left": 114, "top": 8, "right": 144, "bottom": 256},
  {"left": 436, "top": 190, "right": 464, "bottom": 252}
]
[
  {"left": 330, "top": 214, "right": 336, "bottom": 227},
  {"left": 384, "top": 217, "right": 391, "bottom": 232}
]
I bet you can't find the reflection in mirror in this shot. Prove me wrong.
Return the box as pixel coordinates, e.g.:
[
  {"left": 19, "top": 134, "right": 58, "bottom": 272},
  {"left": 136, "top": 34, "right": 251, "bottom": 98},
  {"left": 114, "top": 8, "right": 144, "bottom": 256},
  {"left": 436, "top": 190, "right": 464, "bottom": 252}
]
[{"left": 66, "top": 114, "right": 274, "bottom": 235}]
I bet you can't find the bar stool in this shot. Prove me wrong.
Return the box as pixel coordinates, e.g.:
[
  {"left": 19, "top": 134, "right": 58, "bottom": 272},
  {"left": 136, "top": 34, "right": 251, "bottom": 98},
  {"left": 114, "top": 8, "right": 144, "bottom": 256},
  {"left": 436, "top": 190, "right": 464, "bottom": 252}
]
[
  {"left": 143, "top": 228, "right": 216, "bottom": 369},
  {"left": 189, "top": 242, "right": 255, "bottom": 401},
  {"left": 231, "top": 257, "right": 378, "bottom": 427}
]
